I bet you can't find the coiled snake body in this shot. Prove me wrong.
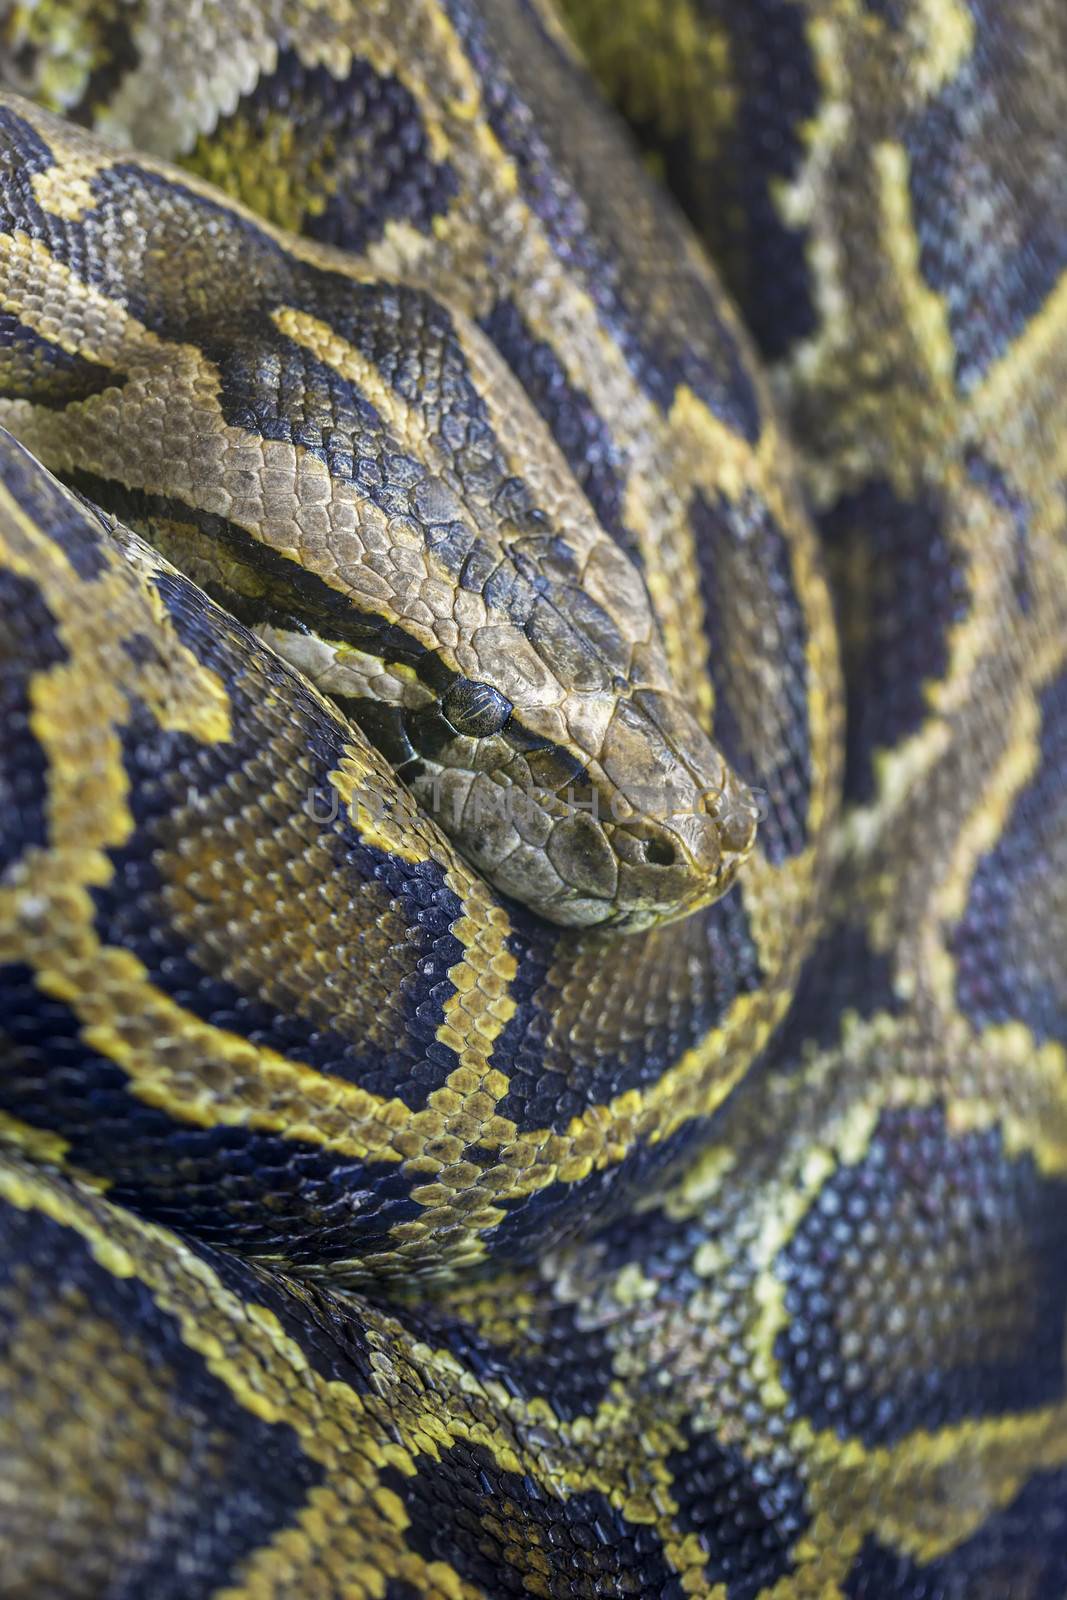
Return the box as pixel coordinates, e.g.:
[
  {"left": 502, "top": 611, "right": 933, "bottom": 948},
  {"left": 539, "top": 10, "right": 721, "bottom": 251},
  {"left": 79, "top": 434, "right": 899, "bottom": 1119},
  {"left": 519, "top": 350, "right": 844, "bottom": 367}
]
[{"left": 0, "top": 0, "right": 1065, "bottom": 1594}]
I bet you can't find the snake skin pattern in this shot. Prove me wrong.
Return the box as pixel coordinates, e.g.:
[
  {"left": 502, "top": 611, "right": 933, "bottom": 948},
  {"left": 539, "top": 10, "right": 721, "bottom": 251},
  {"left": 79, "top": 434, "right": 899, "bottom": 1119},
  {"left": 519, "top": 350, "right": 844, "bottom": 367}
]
[{"left": 0, "top": 0, "right": 1065, "bottom": 1594}]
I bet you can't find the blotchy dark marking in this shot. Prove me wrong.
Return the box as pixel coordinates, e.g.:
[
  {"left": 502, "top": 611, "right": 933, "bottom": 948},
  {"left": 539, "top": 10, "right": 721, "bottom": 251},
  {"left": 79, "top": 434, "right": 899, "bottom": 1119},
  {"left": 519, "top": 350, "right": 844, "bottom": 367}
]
[
  {"left": 905, "top": 1, "right": 1067, "bottom": 391},
  {"left": 194, "top": 48, "right": 458, "bottom": 253},
  {"left": 7, "top": 1132, "right": 375, "bottom": 1388},
  {"left": 0, "top": 99, "right": 54, "bottom": 189},
  {"left": 844, "top": 1464, "right": 1067, "bottom": 1599},
  {"left": 951, "top": 666, "right": 1067, "bottom": 1048},
  {"left": 554, "top": 0, "right": 817, "bottom": 361},
  {"left": 94, "top": 712, "right": 463, "bottom": 1107},
  {"left": 402, "top": 1299, "right": 617, "bottom": 1423},
  {"left": 482, "top": 1115, "right": 710, "bottom": 1265},
  {"left": 775, "top": 1106, "right": 1067, "bottom": 1447},
  {"left": 0, "top": 962, "right": 422, "bottom": 1265},
  {"left": 0, "top": 569, "right": 66, "bottom": 873},
  {"left": 480, "top": 1155, "right": 623, "bottom": 1264},
  {"left": 965, "top": 450, "right": 1033, "bottom": 613},
  {"left": 177, "top": 1241, "right": 376, "bottom": 1392},
  {"left": 861, "top": 0, "right": 904, "bottom": 26},
  {"left": 380, "top": 1445, "right": 677, "bottom": 1596},
  {"left": 0, "top": 428, "right": 109, "bottom": 579},
  {"left": 441, "top": 0, "right": 761, "bottom": 439},
  {"left": 0, "top": 311, "right": 124, "bottom": 409},
  {"left": 492, "top": 892, "right": 762, "bottom": 1133},
  {"left": 0, "top": 1194, "right": 324, "bottom": 1600},
  {"left": 564, "top": 1118, "right": 717, "bottom": 1284},
  {"left": 667, "top": 1422, "right": 809, "bottom": 1600},
  {"left": 335, "top": 695, "right": 417, "bottom": 767},
  {"left": 88, "top": 564, "right": 470, "bottom": 1112},
  {"left": 120, "top": 630, "right": 161, "bottom": 668},
  {"left": 768, "top": 917, "right": 901, "bottom": 1066},
  {"left": 716, "top": 1, "right": 819, "bottom": 361},
  {"left": 672, "top": 0, "right": 819, "bottom": 363},
  {"left": 60, "top": 8, "right": 142, "bottom": 122},
  {"left": 820, "top": 477, "right": 969, "bottom": 804},
  {"left": 479, "top": 297, "right": 637, "bottom": 560},
  {"left": 691, "top": 489, "right": 810, "bottom": 860}
]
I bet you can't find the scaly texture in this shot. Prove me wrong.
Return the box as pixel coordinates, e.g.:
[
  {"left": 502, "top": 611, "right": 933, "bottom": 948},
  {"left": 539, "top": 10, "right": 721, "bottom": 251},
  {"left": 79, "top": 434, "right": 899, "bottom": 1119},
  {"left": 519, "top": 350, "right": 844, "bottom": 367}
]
[{"left": 0, "top": 0, "right": 1065, "bottom": 1594}]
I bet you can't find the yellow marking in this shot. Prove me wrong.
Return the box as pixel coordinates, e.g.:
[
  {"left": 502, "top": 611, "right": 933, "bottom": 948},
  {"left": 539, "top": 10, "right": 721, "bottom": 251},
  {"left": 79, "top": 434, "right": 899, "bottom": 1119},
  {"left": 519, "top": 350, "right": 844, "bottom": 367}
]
[
  {"left": 970, "top": 268, "right": 1067, "bottom": 432},
  {"left": 745, "top": 1071, "right": 941, "bottom": 1415},
  {"left": 874, "top": 140, "right": 957, "bottom": 397},
  {"left": 669, "top": 382, "right": 843, "bottom": 862},
  {"left": 329, "top": 749, "right": 520, "bottom": 1090},
  {"left": 560, "top": 0, "right": 735, "bottom": 159},
  {"left": 908, "top": 0, "right": 975, "bottom": 97},
  {"left": 0, "top": 1153, "right": 367, "bottom": 1460},
  {"left": 0, "top": 1147, "right": 540, "bottom": 1526},
  {"left": 0, "top": 92, "right": 386, "bottom": 282},
  {"left": 740, "top": 1049, "right": 1067, "bottom": 1563},
  {"left": 337, "top": 14, "right": 765, "bottom": 717},
  {"left": 499, "top": 984, "right": 792, "bottom": 1196},
  {"left": 0, "top": 1158, "right": 139, "bottom": 1281},
  {"left": 0, "top": 843, "right": 409, "bottom": 1160},
  {"left": 664, "top": 1142, "right": 735, "bottom": 1215},
  {"left": 0, "top": 229, "right": 132, "bottom": 368},
  {"left": 805, "top": 1405, "right": 1067, "bottom": 1566},
  {"left": 0, "top": 1109, "right": 74, "bottom": 1170},
  {"left": 2, "top": 1, "right": 122, "bottom": 117},
  {"left": 668, "top": 383, "right": 764, "bottom": 504},
  {"left": 942, "top": 1035, "right": 1067, "bottom": 1178},
  {"left": 773, "top": 9, "right": 854, "bottom": 399},
  {"left": 31, "top": 161, "right": 101, "bottom": 221},
  {"left": 2, "top": 19, "right": 1066, "bottom": 1597},
  {"left": 1, "top": 837, "right": 521, "bottom": 1242},
  {"left": 924, "top": 679, "right": 1043, "bottom": 1014},
  {"left": 523, "top": 0, "right": 587, "bottom": 70},
  {"left": 0, "top": 86, "right": 838, "bottom": 1267},
  {"left": 834, "top": 454, "right": 1041, "bottom": 876},
  {"left": 272, "top": 305, "right": 430, "bottom": 451},
  {"left": 0, "top": 475, "right": 233, "bottom": 747},
  {"left": 329, "top": 746, "right": 435, "bottom": 871},
  {"left": 188, "top": 110, "right": 337, "bottom": 237}
]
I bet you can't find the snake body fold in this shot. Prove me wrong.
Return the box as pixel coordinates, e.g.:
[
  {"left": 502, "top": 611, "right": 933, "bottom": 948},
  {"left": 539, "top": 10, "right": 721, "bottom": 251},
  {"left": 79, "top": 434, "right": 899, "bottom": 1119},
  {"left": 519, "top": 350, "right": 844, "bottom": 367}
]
[{"left": 0, "top": 0, "right": 1066, "bottom": 1594}]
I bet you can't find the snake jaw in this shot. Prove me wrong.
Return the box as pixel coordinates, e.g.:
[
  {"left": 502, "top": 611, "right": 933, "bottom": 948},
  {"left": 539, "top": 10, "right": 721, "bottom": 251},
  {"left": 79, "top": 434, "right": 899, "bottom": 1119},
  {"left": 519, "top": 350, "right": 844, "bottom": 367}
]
[
  {"left": 578, "top": 684, "right": 760, "bottom": 930},
  {"left": 595, "top": 763, "right": 760, "bottom": 932},
  {"left": 478, "top": 705, "right": 761, "bottom": 930}
]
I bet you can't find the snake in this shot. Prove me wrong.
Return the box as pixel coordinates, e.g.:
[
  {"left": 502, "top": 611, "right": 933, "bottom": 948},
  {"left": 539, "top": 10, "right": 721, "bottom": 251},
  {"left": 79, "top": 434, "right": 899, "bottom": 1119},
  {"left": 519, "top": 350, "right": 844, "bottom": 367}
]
[{"left": 0, "top": 0, "right": 1065, "bottom": 1593}]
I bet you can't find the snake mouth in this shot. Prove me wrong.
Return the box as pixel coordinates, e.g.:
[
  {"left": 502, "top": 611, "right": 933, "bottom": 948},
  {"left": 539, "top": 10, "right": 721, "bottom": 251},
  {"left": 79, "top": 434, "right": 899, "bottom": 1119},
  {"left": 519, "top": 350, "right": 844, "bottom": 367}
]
[
  {"left": 505, "top": 756, "right": 760, "bottom": 932},
  {"left": 561, "top": 686, "right": 761, "bottom": 930},
  {"left": 597, "top": 770, "right": 760, "bottom": 931}
]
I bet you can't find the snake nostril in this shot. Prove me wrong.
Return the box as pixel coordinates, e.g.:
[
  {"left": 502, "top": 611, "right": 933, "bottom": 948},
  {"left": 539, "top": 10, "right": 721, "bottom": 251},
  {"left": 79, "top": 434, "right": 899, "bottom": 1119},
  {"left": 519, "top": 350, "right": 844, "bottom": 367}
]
[{"left": 641, "top": 838, "right": 676, "bottom": 866}]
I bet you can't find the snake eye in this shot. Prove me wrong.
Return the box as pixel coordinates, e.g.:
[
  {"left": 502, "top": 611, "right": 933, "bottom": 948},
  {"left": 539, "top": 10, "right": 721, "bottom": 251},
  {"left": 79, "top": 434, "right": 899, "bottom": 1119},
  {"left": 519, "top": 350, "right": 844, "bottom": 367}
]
[{"left": 441, "top": 677, "right": 513, "bottom": 738}]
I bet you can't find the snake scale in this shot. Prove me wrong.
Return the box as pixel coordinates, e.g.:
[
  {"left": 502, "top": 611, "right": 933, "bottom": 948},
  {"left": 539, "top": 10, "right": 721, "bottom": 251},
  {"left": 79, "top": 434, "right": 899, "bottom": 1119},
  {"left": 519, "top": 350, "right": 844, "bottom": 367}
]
[{"left": 0, "top": 0, "right": 1065, "bottom": 1593}]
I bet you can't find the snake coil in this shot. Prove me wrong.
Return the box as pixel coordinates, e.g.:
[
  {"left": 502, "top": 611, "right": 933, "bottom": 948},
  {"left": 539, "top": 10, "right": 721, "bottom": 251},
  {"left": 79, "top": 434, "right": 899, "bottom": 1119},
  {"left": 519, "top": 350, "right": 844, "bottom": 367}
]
[{"left": 0, "top": 0, "right": 1066, "bottom": 1594}]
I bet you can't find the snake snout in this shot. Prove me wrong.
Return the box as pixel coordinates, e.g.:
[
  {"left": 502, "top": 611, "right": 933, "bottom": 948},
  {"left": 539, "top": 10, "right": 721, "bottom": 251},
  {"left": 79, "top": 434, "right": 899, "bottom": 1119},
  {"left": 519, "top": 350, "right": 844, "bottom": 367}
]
[{"left": 589, "top": 689, "right": 760, "bottom": 930}]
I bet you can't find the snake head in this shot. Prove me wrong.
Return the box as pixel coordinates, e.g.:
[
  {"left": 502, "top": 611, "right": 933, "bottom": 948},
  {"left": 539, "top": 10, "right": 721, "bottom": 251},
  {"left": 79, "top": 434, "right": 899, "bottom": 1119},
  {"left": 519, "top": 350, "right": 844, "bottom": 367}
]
[
  {"left": 540, "top": 687, "right": 761, "bottom": 931},
  {"left": 422, "top": 677, "right": 759, "bottom": 930},
  {"left": 270, "top": 520, "right": 760, "bottom": 930},
  {"left": 375, "top": 691, "right": 760, "bottom": 929},
  {"left": 300, "top": 531, "right": 762, "bottom": 930}
]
